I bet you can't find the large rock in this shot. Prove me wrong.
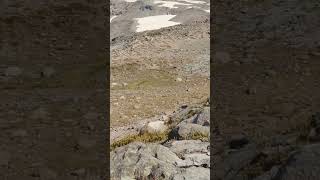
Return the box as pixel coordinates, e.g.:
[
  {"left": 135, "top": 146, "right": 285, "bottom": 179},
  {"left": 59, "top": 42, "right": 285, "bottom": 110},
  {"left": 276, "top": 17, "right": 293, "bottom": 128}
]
[
  {"left": 173, "top": 167, "right": 210, "bottom": 180},
  {"left": 167, "top": 140, "right": 209, "bottom": 156},
  {"left": 170, "top": 122, "right": 209, "bottom": 140},
  {"left": 140, "top": 120, "right": 168, "bottom": 134},
  {"left": 111, "top": 141, "right": 210, "bottom": 180},
  {"left": 167, "top": 140, "right": 210, "bottom": 168},
  {"left": 193, "top": 107, "right": 210, "bottom": 126},
  {"left": 111, "top": 142, "right": 181, "bottom": 179},
  {"left": 184, "top": 107, "right": 210, "bottom": 126},
  {"left": 183, "top": 153, "right": 210, "bottom": 167},
  {"left": 167, "top": 106, "right": 203, "bottom": 127},
  {"left": 111, "top": 106, "right": 211, "bottom": 179}
]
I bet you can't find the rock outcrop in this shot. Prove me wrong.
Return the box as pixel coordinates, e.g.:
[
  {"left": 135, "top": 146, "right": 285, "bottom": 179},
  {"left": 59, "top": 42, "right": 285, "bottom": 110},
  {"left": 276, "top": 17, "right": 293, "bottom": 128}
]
[{"left": 111, "top": 104, "right": 211, "bottom": 180}]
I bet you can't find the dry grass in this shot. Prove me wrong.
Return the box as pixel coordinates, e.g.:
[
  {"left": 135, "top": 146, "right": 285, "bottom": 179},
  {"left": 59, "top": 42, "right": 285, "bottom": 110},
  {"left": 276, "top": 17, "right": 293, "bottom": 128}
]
[
  {"left": 111, "top": 131, "right": 169, "bottom": 151},
  {"left": 188, "top": 131, "right": 209, "bottom": 141}
]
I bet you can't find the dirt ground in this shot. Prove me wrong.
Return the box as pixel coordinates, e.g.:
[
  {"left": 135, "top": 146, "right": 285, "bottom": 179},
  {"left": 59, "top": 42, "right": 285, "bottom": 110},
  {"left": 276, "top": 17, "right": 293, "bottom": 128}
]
[{"left": 111, "top": 22, "right": 210, "bottom": 128}]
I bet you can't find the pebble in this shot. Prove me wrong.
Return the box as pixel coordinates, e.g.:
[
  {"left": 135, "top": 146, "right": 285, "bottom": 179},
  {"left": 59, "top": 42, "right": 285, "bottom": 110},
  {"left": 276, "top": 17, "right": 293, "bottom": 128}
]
[{"left": 176, "top": 77, "right": 183, "bottom": 82}]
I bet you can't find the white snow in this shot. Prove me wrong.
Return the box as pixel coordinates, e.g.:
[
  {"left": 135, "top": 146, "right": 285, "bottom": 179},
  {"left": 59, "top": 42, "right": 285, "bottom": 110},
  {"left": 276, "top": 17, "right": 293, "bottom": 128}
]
[
  {"left": 135, "top": 15, "right": 181, "bottom": 32},
  {"left": 124, "top": 0, "right": 137, "bottom": 2},
  {"left": 110, "top": 16, "right": 117, "bottom": 22},
  {"left": 178, "top": 0, "right": 206, "bottom": 4},
  {"left": 154, "top": 1, "right": 192, "bottom": 9}
]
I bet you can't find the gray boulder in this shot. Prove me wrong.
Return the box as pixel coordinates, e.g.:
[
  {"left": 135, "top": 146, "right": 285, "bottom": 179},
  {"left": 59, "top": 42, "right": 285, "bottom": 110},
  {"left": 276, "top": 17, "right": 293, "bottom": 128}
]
[
  {"left": 184, "top": 107, "right": 210, "bottom": 126},
  {"left": 111, "top": 141, "right": 210, "bottom": 180},
  {"left": 170, "top": 122, "right": 209, "bottom": 140},
  {"left": 167, "top": 140, "right": 209, "bottom": 156},
  {"left": 193, "top": 107, "right": 210, "bottom": 126},
  {"left": 111, "top": 142, "right": 181, "bottom": 179},
  {"left": 173, "top": 167, "right": 210, "bottom": 180},
  {"left": 140, "top": 120, "right": 168, "bottom": 134}
]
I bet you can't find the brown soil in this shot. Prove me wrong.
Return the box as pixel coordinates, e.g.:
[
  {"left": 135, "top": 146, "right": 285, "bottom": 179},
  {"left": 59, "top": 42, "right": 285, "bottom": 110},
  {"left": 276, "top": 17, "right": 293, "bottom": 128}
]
[{"left": 111, "top": 23, "right": 210, "bottom": 128}]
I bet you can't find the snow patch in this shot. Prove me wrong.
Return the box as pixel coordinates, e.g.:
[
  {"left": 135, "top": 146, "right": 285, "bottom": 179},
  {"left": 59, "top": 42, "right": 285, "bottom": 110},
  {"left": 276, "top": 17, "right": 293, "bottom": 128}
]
[
  {"left": 178, "top": 0, "right": 206, "bottom": 4},
  {"left": 135, "top": 15, "right": 181, "bottom": 32},
  {"left": 124, "top": 0, "right": 137, "bottom": 2},
  {"left": 154, "top": 1, "right": 192, "bottom": 9}
]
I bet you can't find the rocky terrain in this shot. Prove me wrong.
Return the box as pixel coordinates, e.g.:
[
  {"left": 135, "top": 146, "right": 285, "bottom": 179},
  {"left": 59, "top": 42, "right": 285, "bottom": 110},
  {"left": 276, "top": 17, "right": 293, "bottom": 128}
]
[
  {"left": 110, "top": 0, "right": 210, "bottom": 128},
  {"left": 111, "top": 103, "right": 211, "bottom": 179},
  {"left": 111, "top": 0, "right": 320, "bottom": 179},
  {"left": 110, "top": 0, "right": 211, "bottom": 179},
  {"left": 1, "top": 0, "right": 319, "bottom": 179}
]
